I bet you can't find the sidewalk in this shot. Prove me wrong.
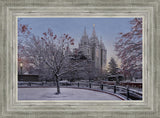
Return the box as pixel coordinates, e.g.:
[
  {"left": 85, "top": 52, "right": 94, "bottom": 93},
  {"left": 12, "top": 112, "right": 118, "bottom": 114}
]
[{"left": 18, "top": 88, "right": 123, "bottom": 100}]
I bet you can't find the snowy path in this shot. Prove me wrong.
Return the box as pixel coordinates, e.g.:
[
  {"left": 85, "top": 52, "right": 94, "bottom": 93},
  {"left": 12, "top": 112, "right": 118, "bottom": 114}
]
[{"left": 18, "top": 88, "right": 122, "bottom": 100}]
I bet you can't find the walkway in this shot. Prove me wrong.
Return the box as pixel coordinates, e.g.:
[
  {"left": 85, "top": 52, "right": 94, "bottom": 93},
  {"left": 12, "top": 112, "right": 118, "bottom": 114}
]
[{"left": 18, "top": 88, "right": 123, "bottom": 100}]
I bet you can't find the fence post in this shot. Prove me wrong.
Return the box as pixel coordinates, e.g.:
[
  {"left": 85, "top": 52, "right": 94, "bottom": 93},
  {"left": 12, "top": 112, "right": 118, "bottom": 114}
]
[
  {"left": 78, "top": 82, "right": 79, "bottom": 88},
  {"left": 127, "top": 86, "right": 129, "bottom": 100},
  {"left": 101, "top": 84, "right": 103, "bottom": 90},
  {"left": 89, "top": 83, "right": 91, "bottom": 88},
  {"left": 28, "top": 82, "right": 31, "bottom": 86},
  {"left": 114, "top": 85, "right": 116, "bottom": 93}
]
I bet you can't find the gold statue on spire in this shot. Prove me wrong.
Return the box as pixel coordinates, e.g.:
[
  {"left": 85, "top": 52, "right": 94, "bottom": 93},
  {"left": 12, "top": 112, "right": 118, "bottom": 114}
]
[{"left": 93, "top": 24, "right": 95, "bottom": 27}]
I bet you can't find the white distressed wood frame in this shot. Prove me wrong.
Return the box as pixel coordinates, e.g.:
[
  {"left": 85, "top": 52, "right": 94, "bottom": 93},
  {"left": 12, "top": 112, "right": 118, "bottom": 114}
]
[{"left": 0, "top": 0, "right": 159, "bottom": 118}]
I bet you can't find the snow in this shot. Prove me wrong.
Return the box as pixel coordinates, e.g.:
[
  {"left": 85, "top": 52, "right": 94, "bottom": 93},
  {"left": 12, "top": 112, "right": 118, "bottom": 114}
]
[{"left": 18, "top": 88, "right": 122, "bottom": 100}]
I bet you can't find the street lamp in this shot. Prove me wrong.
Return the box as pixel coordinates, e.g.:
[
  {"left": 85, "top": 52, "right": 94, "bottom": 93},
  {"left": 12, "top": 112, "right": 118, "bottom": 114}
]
[{"left": 20, "top": 62, "right": 23, "bottom": 75}]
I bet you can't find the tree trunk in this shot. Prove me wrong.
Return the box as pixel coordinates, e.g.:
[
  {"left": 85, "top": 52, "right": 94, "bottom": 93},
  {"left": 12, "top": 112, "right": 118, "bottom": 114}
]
[{"left": 55, "top": 74, "right": 60, "bottom": 94}]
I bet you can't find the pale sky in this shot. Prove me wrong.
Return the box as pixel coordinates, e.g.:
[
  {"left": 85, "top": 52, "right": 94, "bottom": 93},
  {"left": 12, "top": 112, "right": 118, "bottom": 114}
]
[{"left": 18, "top": 17, "right": 134, "bottom": 68}]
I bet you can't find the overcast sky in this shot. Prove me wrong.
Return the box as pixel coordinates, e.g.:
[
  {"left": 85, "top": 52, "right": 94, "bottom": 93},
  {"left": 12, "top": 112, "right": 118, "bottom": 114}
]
[{"left": 18, "top": 17, "right": 134, "bottom": 67}]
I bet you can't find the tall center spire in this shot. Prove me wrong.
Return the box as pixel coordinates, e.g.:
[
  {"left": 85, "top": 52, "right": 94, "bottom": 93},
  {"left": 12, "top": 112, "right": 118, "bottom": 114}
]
[
  {"left": 92, "top": 24, "right": 96, "bottom": 36},
  {"left": 84, "top": 26, "right": 87, "bottom": 36}
]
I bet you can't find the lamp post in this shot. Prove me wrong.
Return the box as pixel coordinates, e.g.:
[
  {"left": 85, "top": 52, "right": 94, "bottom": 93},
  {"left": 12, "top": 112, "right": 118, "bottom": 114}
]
[{"left": 20, "top": 62, "right": 23, "bottom": 75}]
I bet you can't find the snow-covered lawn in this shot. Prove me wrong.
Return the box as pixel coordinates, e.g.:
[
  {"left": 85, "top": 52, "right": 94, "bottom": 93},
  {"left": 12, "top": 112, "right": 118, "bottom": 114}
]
[{"left": 18, "top": 88, "right": 122, "bottom": 100}]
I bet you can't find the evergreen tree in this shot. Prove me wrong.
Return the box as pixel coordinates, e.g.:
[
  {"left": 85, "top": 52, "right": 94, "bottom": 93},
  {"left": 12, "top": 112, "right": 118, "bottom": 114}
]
[{"left": 108, "top": 57, "right": 118, "bottom": 75}]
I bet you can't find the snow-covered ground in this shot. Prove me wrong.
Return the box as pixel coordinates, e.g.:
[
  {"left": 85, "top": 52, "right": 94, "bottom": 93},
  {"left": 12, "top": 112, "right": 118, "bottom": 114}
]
[{"left": 18, "top": 88, "right": 122, "bottom": 100}]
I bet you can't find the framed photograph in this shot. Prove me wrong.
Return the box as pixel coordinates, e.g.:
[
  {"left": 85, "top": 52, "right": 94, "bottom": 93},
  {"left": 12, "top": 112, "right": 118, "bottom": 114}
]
[
  {"left": 17, "top": 17, "right": 143, "bottom": 101},
  {"left": 0, "top": 0, "right": 159, "bottom": 118}
]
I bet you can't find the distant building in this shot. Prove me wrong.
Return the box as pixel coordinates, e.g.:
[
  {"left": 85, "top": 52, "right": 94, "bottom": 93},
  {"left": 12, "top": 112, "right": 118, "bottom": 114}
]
[{"left": 78, "top": 24, "right": 107, "bottom": 72}]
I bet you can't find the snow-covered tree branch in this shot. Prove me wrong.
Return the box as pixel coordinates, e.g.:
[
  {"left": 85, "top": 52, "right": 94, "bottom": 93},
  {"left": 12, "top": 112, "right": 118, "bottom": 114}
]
[{"left": 115, "top": 18, "right": 142, "bottom": 81}]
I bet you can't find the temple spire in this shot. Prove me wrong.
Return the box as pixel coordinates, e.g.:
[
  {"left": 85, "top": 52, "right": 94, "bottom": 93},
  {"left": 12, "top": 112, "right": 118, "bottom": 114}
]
[
  {"left": 100, "top": 36, "right": 102, "bottom": 42},
  {"left": 92, "top": 24, "right": 96, "bottom": 36},
  {"left": 84, "top": 26, "right": 87, "bottom": 36}
]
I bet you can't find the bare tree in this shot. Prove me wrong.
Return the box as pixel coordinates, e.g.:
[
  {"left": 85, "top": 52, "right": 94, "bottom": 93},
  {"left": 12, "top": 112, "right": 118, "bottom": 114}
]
[
  {"left": 115, "top": 18, "right": 142, "bottom": 81},
  {"left": 19, "top": 28, "right": 88, "bottom": 94},
  {"left": 18, "top": 22, "right": 33, "bottom": 74}
]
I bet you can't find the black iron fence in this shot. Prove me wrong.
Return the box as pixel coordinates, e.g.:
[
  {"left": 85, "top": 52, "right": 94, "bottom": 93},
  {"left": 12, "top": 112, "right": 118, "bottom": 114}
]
[{"left": 18, "top": 81, "right": 142, "bottom": 100}]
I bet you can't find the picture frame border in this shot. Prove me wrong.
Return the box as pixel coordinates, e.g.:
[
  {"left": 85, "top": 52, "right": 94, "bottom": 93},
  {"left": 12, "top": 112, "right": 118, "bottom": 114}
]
[{"left": 0, "top": 0, "right": 159, "bottom": 118}]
